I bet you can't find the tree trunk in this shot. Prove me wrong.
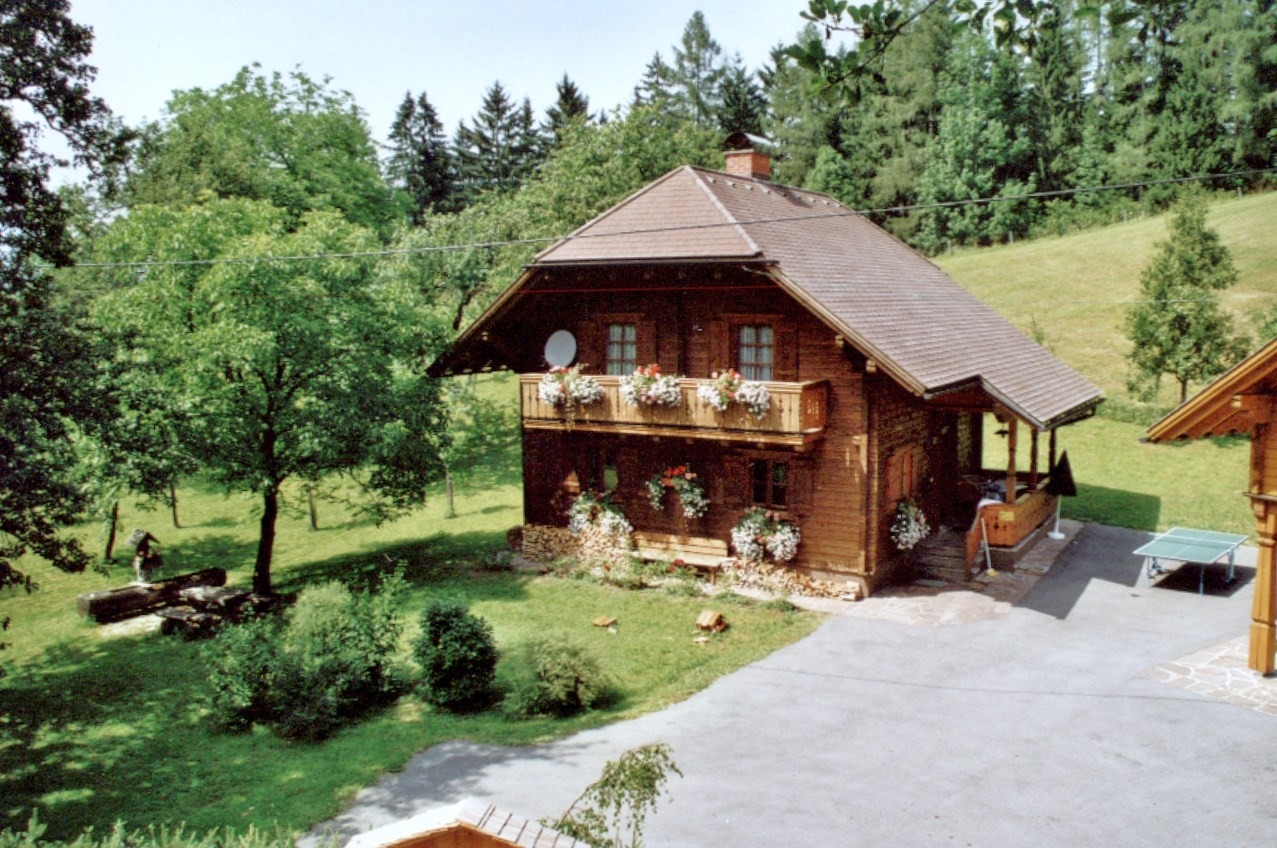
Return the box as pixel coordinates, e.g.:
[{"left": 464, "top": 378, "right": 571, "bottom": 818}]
[
  {"left": 103, "top": 499, "right": 119, "bottom": 562},
  {"left": 445, "top": 469, "right": 457, "bottom": 519},
  {"left": 307, "top": 482, "right": 319, "bottom": 531},
  {"left": 1179, "top": 377, "right": 1189, "bottom": 405},
  {"left": 169, "top": 478, "right": 181, "bottom": 528},
  {"left": 254, "top": 484, "right": 279, "bottom": 595}
]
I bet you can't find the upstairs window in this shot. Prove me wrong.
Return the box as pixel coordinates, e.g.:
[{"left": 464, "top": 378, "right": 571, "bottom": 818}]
[
  {"left": 750, "top": 459, "right": 788, "bottom": 509},
  {"left": 738, "top": 324, "right": 774, "bottom": 381},
  {"left": 606, "top": 323, "right": 637, "bottom": 375}
]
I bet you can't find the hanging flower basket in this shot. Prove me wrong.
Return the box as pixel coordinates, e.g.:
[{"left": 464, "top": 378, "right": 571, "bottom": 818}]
[
  {"left": 730, "top": 508, "right": 801, "bottom": 564},
  {"left": 567, "top": 490, "right": 633, "bottom": 538},
  {"left": 890, "top": 499, "right": 931, "bottom": 551},
  {"left": 696, "top": 369, "right": 771, "bottom": 420},
  {"left": 646, "top": 465, "right": 709, "bottom": 519},
  {"left": 619, "top": 363, "right": 683, "bottom": 408},
  {"left": 538, "top": 364, "right": 604, "bottom": 423}
]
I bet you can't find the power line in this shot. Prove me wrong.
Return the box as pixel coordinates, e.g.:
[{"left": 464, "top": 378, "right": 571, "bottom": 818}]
[{"left": 67, "top": 166, "right": 1277, "bottom": 271}]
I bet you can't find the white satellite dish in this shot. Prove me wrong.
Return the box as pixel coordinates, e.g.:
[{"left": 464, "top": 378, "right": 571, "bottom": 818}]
[{"left": 544, "top": 330, "right": 577, "bottom": 367}]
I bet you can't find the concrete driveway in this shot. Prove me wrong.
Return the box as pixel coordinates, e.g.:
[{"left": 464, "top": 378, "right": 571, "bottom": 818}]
[{"left": 303, "top": 522, "right": 1277, "bottom": 847}]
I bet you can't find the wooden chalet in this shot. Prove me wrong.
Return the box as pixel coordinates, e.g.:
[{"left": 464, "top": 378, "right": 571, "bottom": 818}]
[
  {"left": 1147, "top": 338, "right": 1277, "bottom": 674},
  {"left": 432, "top": 141, "right": 1103, "bottom": 596}
]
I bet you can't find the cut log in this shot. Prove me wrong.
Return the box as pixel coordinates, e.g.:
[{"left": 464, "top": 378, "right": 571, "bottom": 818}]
[
  {"left": 76, "top": 568, "right": 228, "bottom": 623},
  {"left": 696, "top": 609, "right": 726, "bottom": 632},
  {"left": 157, "top": 606, "right": 221, "bottom": 639}
]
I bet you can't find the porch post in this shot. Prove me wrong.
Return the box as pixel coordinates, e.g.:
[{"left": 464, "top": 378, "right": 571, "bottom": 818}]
[
  {"left": 1049, "top": 428, "right": 1058, "bottom": 474},
  {"left": 1005, "top": 416, "right": 1018, "bottom": 505},
  {"left": 1029, "top": 428, "right": 1040, "bottom": 491},
  {"left": 1246, "top": 492, "right": 1277, "bottom": 675}
]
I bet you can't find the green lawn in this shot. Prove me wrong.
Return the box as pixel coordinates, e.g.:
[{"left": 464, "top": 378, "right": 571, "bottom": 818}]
[{"left": 0, "top": 475, "right": 818, "bottom": 841}]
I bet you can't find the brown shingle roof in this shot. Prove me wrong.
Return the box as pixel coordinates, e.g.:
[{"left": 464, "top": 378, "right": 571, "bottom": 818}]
[{"left": 534, "top": 165, "right": 1101, "bottom": 429}]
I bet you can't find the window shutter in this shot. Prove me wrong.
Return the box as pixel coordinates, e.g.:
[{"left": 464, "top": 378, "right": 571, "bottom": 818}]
[
  {"left": 774, "top": 318, "right": 798, "bottom": 381},
  {"left": 575, "top": 318, "right": 603, "bottom": 373},
  {"left": 637, "top": 318, "right": 658, "bottom": 367},
  {"left": 707, "top": 320, "right": 729, "bottom": 372}
]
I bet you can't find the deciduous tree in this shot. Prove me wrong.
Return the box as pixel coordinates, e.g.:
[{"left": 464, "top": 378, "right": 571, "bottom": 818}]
[
  {"left": 0, "top": 0, "right": 130, "bottom": 595},
  {"left": 93, "top": 200, "right": 449, "bottom": 594}
]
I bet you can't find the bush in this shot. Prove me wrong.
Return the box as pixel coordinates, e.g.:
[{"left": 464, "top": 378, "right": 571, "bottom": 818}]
[
  {"left": 413, "top": 599, "right": 499, "bottom": 711},
  {"left": 500, "top": 636, "right": 613, "bottom": 719},
  {"left": 204, "top": 618, "right": 278, "bottom": 732},
  {"left": 202, "top": 573, "right": 407, "bottom": 741}
]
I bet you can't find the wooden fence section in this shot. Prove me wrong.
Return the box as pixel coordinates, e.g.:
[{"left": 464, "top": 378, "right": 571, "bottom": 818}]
[{"left": 520, "top": 375, "right": 829, "bottom": 447}]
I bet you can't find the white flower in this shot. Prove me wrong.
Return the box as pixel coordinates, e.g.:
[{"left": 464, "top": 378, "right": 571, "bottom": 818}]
[{"left": 734, "top": 381, "right": 772, "bottom": 419}]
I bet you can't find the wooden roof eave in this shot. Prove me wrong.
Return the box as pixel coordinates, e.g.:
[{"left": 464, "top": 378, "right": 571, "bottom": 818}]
[
  {"left": 924, "top": 378, "right": 1102, "bottom": 431},
  {"left": 1147, "top": 338, "right": 1277, "bottom": 442},
  {"left": 427, "top": 267, "right": 538, "bottom": 377}
]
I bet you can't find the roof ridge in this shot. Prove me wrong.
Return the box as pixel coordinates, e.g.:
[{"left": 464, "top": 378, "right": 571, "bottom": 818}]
[{"left": 689, "top": 167, "right": 763, "bottom": 257}]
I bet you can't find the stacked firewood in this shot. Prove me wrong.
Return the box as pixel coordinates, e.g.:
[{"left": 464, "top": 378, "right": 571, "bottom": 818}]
[
  {"left": 728, "top": 559, "right": 859, "bottom": 600},
  {"left": 519, "top": 524, "right": 632, "bottom": 569}
]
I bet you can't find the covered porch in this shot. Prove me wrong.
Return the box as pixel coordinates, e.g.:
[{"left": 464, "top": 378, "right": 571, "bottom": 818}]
[{"left": 917, "top": 391, "right": 1091, "bottom": 579}]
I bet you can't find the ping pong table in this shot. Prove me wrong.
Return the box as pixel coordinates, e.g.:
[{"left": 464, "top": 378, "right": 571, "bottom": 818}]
[{"left": 1133, "top": 527, "right": 1248, "bottom": 595}]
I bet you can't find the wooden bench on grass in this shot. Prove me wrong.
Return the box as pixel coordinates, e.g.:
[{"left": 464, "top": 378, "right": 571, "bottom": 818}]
[{"left": 632, "top": 532, "right": 732, "bottom": 583}]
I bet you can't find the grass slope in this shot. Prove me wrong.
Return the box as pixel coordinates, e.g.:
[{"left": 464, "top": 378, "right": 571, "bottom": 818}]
[{"left": 938, "top": 190, "right": 1277, "bottom": 402}]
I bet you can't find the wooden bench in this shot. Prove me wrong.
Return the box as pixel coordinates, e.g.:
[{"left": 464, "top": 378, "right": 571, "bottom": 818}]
[{"left": 632, "top": 532, "right": 732, "bottom": 583}]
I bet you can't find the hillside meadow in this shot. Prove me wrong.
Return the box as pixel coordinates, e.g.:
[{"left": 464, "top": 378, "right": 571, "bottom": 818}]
[{"left": 939, "top": 189, "right": 1277, "bottom": 538}]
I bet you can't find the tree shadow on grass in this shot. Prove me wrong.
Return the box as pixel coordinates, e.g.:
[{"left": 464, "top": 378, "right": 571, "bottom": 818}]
[
  {"left": 275, "top": 529, "right": 529, "bottom": 604},
  {"left": 1063, "top": 483, "right": 1161, "bottom": 532},
  {"left": 0, "top": 632, "right": 213, "bottom": 839}
]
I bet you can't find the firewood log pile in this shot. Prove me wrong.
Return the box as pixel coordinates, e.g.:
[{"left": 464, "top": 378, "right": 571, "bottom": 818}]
[
  {"left": 519, "top": 524, "right": 632, "bottom": 569},
  {"left": 728, "top": 558, "right": 859, "bottom": 600}
]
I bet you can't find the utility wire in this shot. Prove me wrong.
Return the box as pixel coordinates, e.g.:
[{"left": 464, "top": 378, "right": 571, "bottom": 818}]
[{"left": 67, "top": 166, "right": 1277, "bottom": 272}]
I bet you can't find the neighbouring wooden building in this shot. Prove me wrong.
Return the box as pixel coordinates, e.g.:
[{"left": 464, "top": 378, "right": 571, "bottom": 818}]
[
  {"left": 432, "top": 141, "right": 1103, "bottom": 596},
  {"left": 1147, "top": 338, "right": 1277, "bottom": 675}
]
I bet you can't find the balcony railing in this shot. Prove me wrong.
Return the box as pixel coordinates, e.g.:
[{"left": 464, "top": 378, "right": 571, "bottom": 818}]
[{"left": 519, "top": 375, "right": 829, "bottom": 448}]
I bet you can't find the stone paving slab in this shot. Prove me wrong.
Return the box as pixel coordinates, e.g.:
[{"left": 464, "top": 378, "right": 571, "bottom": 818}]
[{"left": 1146, "top": 635, "right": 1277, "bottom": 716}]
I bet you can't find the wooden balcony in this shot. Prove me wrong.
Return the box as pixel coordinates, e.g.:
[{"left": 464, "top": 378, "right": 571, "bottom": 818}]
[{"left": 519, "top": 375, "right": 829, "bottom": 448}]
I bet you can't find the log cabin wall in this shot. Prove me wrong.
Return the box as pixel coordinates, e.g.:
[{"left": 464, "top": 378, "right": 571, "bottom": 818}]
[
  {"left": 514, "top": 264, "right": 874, "bottom": 584},
  {"left": 867, "top": 375, "right": 934, "bottom": 585}
]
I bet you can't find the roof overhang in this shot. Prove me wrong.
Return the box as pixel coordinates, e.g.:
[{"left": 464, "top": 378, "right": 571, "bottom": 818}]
[
  {"left": 1147, "top": 338, "right": 1277, "bottom": 442},
  {"left": 924, "top": 377, "right": 1102, "bottom": 430}
]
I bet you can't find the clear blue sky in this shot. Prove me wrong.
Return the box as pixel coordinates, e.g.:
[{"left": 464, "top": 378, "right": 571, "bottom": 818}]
[{"left": 69, "top": 1, "right": 815, "bottom": 145}]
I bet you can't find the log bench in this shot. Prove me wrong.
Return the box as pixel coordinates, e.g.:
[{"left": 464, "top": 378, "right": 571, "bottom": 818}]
[
  {"left": 76, "top": 568, "right": 228, "bottom": 623},
  {"left": 156, "top": 606, "right": 222, "bottom": 639},
  {"left": 632, "top": 532, "right": 732, "bottom": 583}
]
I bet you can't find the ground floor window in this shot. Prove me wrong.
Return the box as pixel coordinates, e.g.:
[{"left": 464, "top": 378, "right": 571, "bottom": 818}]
[{"left": 750, "top": 458, "right": 788, "bottom": 508}]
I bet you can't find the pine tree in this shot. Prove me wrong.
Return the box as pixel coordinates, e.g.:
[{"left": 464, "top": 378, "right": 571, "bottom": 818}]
[
  {"left": 545, "top": 74, "right": 593, "bottom": 144},
  {"left": 670, "top": 11, "right": 727, "bottom": 127},
  {"left": 716, "top": 60, "right": 766, "bottom": 136},
  {"left": 632, "top": 51, "right": 676, "bottom": 111},
  {"left": 454, "top": 81, "right": 544, "bottom": 202},
  {"left": 1125, "top": 193, "right": 1249, "bottom": 404},
  {"left": 386, "top": 90, "right": 454, "bottom": 223}
]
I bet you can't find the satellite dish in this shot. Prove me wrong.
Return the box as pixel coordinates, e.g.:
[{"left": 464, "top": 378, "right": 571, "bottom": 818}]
[{"left": 544, "top": 330, "right": 577, "bottom": 367}]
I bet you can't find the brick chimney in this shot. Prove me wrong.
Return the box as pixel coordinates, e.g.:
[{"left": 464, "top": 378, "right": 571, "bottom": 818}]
[{"left": 722, "top": 132, "right": 772, "bottom": 181}]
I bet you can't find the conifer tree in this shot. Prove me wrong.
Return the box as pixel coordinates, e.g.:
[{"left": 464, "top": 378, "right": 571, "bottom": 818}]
[
  {"left": 670, "top": 11, "right": 727, "bottom": 127},
  {"left": 386, "top": 90, "right": 454, "bottom": 223},
  {"left": 454, "top": 81, "right": 544, "bottom": 202},
  {"left": 717, "top": 61, "right": 767, "bottom": 136},
  {"left": 545, "top": 73, "right": 593, "bottom": 144},
  {"left": 1125, "top": 193, "right": 1249, "bottom": 404}
]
